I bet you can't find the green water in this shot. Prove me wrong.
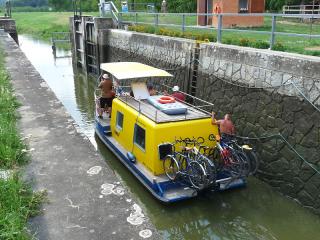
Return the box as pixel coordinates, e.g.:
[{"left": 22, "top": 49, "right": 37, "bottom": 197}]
[
  {"left": 19, "top": 35, "right": 320, "bottom": 240},
  {"left": 97, "top": 139, "right": 320, "bottom": 240}
]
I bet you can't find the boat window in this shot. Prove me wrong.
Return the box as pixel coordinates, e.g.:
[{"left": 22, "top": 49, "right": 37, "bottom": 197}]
[
  {"left": 134, "top": 124, "right": 145, "bottom": 150},
  {"left": 116, "top": 111, "right": 124, "bottom": 130}
]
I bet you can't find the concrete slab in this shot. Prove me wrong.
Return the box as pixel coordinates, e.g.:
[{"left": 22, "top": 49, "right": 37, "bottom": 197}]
[{"left": 0, "top": 31, "right": 159, "bottom": 240}]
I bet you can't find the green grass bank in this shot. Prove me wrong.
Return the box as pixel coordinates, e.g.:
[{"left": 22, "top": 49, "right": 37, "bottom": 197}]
[
  {"left": 0, "top": 49, "right": 45, "bottom": 239},
  {"left": 14, "top": 12, "right": 73, "bottom": 40}
]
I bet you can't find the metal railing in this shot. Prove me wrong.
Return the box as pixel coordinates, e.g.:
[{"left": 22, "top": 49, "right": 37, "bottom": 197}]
[
  {"left": 94, "top": 82, "right": 213, "bottom": 123},
  {"left": 100, "top": 1, "right": 119, "bottom": 22},
  {"left": 51, "top": 32, "right": 71, "bottom": 48},
  {"left": 127, "top": 2, "right": 156, "bottom": 13},
  {"left": 283, "top": 5, "right": 320, "bottom": 15},
  {"left": 116, "top": 12, "right": 320, "bottom": 49}
]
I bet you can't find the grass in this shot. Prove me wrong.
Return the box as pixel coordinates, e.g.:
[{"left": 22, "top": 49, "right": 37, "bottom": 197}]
[
  {"left": 13, "top": 12, "right": 99, "bottom": 41},
  {"left": 0, "top": 176, "right": 46, "bottom": 240},
  {"left": 14, "top": 12, "right": 72, "bottom": 40},
  {"left": 0, "top": 49, "right": 46, "bottom": 239},
  {"left": 0, "top": 65, "right": 27, "bottom": 168}
]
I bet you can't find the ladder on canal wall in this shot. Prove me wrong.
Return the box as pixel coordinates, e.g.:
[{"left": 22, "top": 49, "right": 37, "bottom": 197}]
[
  {"left": 51, "top": 32, "right": 71, "bottom": 50},
  {"left": 189, "top": 42, "right": 200, "bottom": 97}
]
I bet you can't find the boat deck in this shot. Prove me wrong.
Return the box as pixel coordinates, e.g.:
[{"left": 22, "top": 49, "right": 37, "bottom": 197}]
[{"left": 118, "top": 95, "right": 210, "bottom": 123}]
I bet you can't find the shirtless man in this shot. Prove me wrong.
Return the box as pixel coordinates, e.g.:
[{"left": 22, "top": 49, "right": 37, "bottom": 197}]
[
  {"left": 98, "top": 74, "right": 114, "bottom": 119},
  {"left": 211, "top": 112, "right": 235, "bottom": 136}
]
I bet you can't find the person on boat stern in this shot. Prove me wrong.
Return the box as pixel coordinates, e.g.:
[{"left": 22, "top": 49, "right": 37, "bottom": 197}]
[
  {"left": 98, "top": 73, "right": 115, "bottom": 119},
  {"left": 211, "top": 112, "right": 235, "bottom": 141},
  {"left": 147, "top": 84, "right": 157, "bottom": 96},
  {"left": 171, "top": 86, "right": 186, "bottom": 102}
]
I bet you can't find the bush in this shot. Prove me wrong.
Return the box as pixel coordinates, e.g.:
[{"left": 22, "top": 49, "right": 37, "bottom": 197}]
[
  {"left": 208, "top": 35, "right": 217, "bottom": 42},
  {"left": 305, "top": 50, "right": 320, "bottom": 56},
  {"left": 239, "top": 38, "right": 250, "bottom": 47},
  {"left": 272, "top": 42, "right": 286, "bottom": 51},
  {"left": 127, "top": 25, "right": 290, "bottom": 53},
  {"left": 251, "top": 40, "right": 270, "bottom": 49}
]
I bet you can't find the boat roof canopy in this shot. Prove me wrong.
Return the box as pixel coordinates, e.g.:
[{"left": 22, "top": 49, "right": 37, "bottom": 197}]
[{"left": 100, "top": 62, "right": 173, "bottom": 80}]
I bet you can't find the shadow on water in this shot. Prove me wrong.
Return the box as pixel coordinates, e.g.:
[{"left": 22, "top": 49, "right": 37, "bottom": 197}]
[{"left": 19, "top": 35, "right": 320, "bottom": 240}]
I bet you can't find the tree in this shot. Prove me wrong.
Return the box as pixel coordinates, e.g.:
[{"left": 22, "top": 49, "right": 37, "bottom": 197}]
[
  {"left": 167, "top": 0, "right": 197, "bottom": 13},
  {"left": 48, "top": 0, "right": 72, "bottom": 10}
]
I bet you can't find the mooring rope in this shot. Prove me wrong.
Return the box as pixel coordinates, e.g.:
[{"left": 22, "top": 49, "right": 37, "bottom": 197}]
[
  {"left": 232, "top": 133, "right": 320, "bottom": 175},
  {"left": 291, "top": 80, "right": 320, "bottom": 114}
]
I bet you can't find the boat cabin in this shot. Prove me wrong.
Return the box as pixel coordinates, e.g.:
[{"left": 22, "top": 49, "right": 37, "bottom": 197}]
[{"left": 99, "top": 62, "right": 219, "bottom": 176}]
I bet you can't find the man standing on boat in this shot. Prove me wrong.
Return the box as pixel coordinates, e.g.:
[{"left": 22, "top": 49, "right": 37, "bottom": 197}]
[
  {"left": 211, "top": 112, "right": 235, "bottom": 138},
  {"left": 98, "top": 74, "right": 114, "bottom": 119}
]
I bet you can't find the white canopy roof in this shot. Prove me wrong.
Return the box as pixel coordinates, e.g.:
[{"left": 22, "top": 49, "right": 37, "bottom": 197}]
[{"left": 100, "top": 62, "right": 173, "bottom": 80}]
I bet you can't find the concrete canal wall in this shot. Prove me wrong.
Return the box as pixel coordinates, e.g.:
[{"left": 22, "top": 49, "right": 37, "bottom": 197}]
[
  {"left": 0, "top": 18, "right": 18, "bottom": 44},
  {"left": 71, "top": 17, "right": 320, "bottom": 215},
  {"left": 196, "top": 44, "right": 320, "bottom": 215}
]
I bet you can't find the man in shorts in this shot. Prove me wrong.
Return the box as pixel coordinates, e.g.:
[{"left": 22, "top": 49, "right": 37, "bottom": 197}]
[
  {"left": 211, "top": 112, "right": 235, "bottom": 140},
  {"left": 98, "top": 74, "right": 114, "bottom": 119}
]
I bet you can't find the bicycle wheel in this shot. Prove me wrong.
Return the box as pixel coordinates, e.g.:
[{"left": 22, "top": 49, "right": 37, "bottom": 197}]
[
  {"left": 163, "top": 155, "right": 180, "bottom": 181},
  {"left": 198, "top": 155, "right": 217, "bottom": 186},
  {"left": 211, "top": 147, "right": 224, "bottom": 172},
  {"left": 225, "top": 149, "right": 243, "bottom": 178},
  {"left": 234, "top": 151, "right": 251, "bottom": 177},
  {"left": 245, "top": 151, "right": 259, "bottom": 175},
  {"left": 187, "top": 161, "right": 206, "bottom": 189},
  {"left": 175, "top": 153, "right": 188, "bottom": 172}
]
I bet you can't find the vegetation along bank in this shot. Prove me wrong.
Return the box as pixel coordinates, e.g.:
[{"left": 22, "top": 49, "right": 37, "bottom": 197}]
[{"left": 0, "top": 49, "right": 45, "bottom": 240}]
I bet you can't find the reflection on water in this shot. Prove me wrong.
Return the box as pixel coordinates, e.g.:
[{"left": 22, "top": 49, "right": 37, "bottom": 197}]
[
  {"left": 19, "top": 35, "right": 97, "bottom": 144},
  {"left": 19, "top": 35, "right": 320, "bottom": 240}
]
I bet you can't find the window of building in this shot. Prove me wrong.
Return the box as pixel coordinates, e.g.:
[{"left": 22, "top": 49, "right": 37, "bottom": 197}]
[
  {"left": 116, "top": 111, "right": 124, "bottom": 130},
  {"left": 134, "top": 124, "right": 145, "bottom": 150},
  {"left": 239, "top": 0, "right": 249, "bottom": 13}
]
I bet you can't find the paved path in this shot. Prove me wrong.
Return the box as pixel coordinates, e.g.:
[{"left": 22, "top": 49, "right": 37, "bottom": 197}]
[{"left": 0, "top": 30, "right": 158, "bottom": 240}]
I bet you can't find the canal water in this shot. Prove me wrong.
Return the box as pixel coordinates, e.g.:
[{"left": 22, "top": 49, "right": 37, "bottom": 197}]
[{"left": 19, "top": 35, "right": 320, "bottom": 240}]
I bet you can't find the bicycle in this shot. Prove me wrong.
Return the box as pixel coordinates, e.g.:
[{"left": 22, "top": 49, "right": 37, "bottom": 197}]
[
  {"left": 180, "top": 145, "right": 217, "bottom": 187},
  {"left": 163, "top": 145, "right": 207, "bottom": 189},
  {"left": 219, "top": 135, "right": 259, "bottom": 176},
  {"left": 209, "top": 134, "right": 248, "bottom": 178}
]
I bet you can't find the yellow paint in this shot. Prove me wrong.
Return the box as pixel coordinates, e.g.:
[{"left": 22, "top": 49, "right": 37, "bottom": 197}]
[{"left": 111, "top": 98, "right": 219, "bottom": 175}]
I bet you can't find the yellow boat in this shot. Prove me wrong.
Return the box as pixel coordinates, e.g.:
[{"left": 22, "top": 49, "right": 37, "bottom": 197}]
[{"left": 95, "top": 62, "right": 246, "bottom": 202}]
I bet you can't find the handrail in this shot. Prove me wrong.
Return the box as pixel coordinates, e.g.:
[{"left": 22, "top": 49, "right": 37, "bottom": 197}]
[
  {"left": 111, "top": 10, "right": 119, "bottom": 22},
  {"left": 115, "top": 86, "right": 212, "bottom": 122},
  {"left": 283, "top": 4, "right": 320, "bottom": 8},
  {"left": 101, "top": 1, "right": 119, "bottom": 23},
  {"left": 160, "top": 83, "right": 214, "bottom": 109},
  {"left": 283, "top": 9, "right": 320, "bottom": 13},
  {"left": 119, "top": 11, "right": 320, "bottom": 17},
  {"left": 109, "top": 1, "right": 119, "bottom": 14},
  {"left": 119, "top": 11, "right": 320, "bottom": 49}
]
